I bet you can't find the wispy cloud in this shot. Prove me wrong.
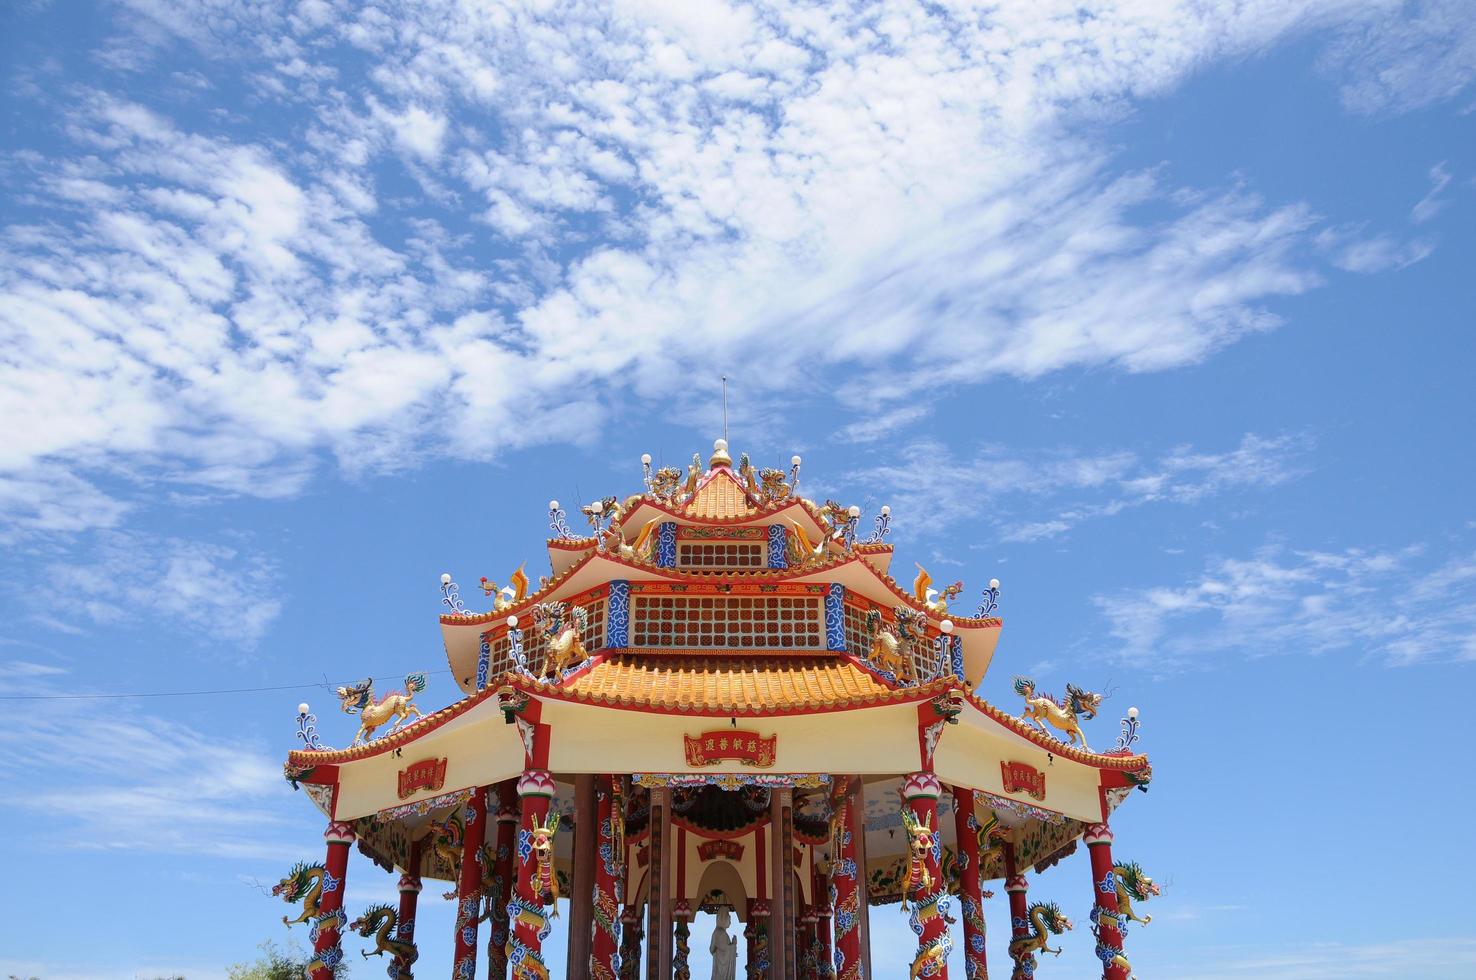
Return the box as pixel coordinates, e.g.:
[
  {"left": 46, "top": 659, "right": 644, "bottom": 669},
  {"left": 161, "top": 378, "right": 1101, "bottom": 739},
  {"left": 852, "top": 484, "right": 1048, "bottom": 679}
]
[
  {"left": 0, "top": 690, "right": 296, "bottom": 859},
  {"left": 1411, "top": 161, "right": 1454, "bottom": 223},
  {"left": 1321, "top": 0, "right": 1476, "bottom": 114},
  {"left": 854, "top": 433, "right": 1308, "bottom": 542},
  {"left": 1094, "top": 541, "right": 1476, "bottom": 666},
  {"left": 1163, "top": 937, "right": 1476, "bottom": 979},
  {"left": 33, "top": 530, "right": 284, "bottom": 646}
]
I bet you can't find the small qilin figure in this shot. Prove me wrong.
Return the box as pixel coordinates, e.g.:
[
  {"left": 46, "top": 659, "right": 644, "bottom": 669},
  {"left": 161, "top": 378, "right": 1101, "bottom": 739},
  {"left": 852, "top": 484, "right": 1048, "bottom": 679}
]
[
  {"left": 336, "top": 672, "right": 427, "bottom": 746},
  {"left": 864, "top": 607, "right": 926, "bottom": 683},
  {"left": 649, "top": 466, "right": 683, "bottom": 500},
  {"left": 350, "top": 903, "right": 418, "bottom": 979},
  {"left": 533, "top": 601, "right": 589, "bottom": 679},
  {"left": 1013, "top": 676, "right": 1103, "bottom": 751}
]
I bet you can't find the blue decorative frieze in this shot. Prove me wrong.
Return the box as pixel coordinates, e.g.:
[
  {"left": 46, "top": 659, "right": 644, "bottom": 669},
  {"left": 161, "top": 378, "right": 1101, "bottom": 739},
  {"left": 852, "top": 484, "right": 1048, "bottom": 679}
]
[
  {"left": 825, "top": 583, "right": 847, "bottom": 651},
  {"left": 656, "top": 522, "right": 678, "bottom": 567},
  {"left": 767, "top": 523, "right": 788, "bottom": 569},
  {"left": 951, "top": 635, "right": 965, "bottom": 682},
  {"left": 607, "top": 580, "right": 630, "bottom": 648},
  {"left": 476, "top": 632, "right": 491, "bottom": 690}
]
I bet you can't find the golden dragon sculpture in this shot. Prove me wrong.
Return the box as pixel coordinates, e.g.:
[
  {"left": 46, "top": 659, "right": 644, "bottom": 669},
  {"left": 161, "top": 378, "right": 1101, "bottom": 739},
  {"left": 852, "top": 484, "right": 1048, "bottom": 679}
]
[
  {"left": 350, "top": 903, "right": 418, "bottom": 979},
  {"left": 1008, "top": 900, "right": 1073, "bottom": 978},
  {"left": 273, "top": 861, "right": 328, "bottom": 927}
]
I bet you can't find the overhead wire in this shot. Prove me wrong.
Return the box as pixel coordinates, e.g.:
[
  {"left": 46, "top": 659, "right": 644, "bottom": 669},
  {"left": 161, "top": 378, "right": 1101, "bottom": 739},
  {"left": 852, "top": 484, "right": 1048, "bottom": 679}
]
[{"left": 0, "top": 667, "right": 456, "bottom": 701}]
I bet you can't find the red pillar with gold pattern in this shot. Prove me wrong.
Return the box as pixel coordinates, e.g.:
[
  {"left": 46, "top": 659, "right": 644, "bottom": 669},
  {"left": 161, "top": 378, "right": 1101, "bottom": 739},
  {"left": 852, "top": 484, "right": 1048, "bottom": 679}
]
[
  {"left": 1003, "top": 844, "right": 1031, "bottom": 980},
  {"left": 308, "top": 820, "right": 354, "bottom": 980},
  {"left": 590, "top": 775, "right": 624, "bottom": 980},
  {"left": 510, "top": 770, "right": 558, "bottom": 980},
  {"left": 951, "top": 787, "right": 988, "bottom": 980},
  {"left": 829, "top": 780, "right": 864, "bottom": 980},
  {"left": 900, "top": 772, "right": 949, "bottom": 979},
  {"left": 395, "top": 834, "right": 423, "bottom": 953},
  {"left": 488, "top": 780, "right": 519, "bottom": 979},
  {"left": 1085, "top": 823, "right": 1130, "bottom": 980},
  {"left": 453, "top": 786, "right": 490, "bottom": 980}
]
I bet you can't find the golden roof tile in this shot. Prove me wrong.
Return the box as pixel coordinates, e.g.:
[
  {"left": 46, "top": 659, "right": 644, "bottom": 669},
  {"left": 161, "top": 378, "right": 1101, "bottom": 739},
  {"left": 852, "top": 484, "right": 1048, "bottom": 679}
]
[
  {"left": 564, "top": 654, "right": 895, "bottom": 712},
  {"left": 684, "top": 469, "right": 756, "bottom": 520}
]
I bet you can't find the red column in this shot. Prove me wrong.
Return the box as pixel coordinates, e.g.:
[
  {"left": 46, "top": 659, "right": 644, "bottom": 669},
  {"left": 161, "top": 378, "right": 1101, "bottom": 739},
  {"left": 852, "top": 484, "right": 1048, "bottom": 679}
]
[
  {"left": 510, "top": 770, "right": 557, "bottom": 980},
  {"left": 900, "top": 772, "right": 949, "bottom": 979},
  {"left": 591, "top": 775, "right": 623, "bottom": 979},
  {"left": 1085, "top": 823, "right": 1130, "bottom": 980},
  {"left": 454, "top": 787, "right": 490, "bottom": 980},
  {"left": 951, "top": 787, "right": 988, "bottom": 980},
  {"left": 308, "top": 820, "right": 354, "bottom": 980},
  {"left": 1003, "top": 845, "right": 1031, "bottom": 980},
  {"left": 488, "top": 781, "right": 519, "bottom": 979},
  {"left": 397, "top": 834, "right": 423, "bottom": 949},
  {"left": 830, "top": 781, "right": 863, "bottom": 980}
]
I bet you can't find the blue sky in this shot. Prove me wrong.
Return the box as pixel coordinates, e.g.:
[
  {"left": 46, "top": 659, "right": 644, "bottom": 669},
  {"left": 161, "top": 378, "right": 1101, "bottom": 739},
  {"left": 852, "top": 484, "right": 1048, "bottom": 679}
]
[{"left": 2, "top": 1, "right": 1474, "bottom": 977}]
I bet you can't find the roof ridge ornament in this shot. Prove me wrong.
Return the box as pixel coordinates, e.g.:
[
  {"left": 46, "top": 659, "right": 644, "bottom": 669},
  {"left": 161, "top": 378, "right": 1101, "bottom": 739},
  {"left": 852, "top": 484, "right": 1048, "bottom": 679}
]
[{"left": 709, "top": 437, "right": 732, "bottom": 469}]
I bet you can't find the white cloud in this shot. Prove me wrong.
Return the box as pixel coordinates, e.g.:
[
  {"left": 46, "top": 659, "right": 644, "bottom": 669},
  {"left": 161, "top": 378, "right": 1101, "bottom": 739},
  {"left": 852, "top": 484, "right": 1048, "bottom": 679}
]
[
  {"left": 2, "top": 0, "right": 1470, "bottom": 537},
  {"left": 1095, "top": 541, "right": 1476, "bottom": 666}
]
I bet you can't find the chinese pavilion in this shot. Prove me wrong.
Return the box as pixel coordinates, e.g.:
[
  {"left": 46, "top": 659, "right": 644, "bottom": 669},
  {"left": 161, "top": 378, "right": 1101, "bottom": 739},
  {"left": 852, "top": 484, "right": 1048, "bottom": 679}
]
[{"left": 279, "top": 440, "right": 1157, "bottom": 980}]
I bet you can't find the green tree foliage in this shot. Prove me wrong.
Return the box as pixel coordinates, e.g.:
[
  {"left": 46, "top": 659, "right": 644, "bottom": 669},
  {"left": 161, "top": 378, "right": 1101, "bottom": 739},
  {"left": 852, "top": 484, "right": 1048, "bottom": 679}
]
[{"left": 227, "top": 940, "right": 347, "bottom": 979}]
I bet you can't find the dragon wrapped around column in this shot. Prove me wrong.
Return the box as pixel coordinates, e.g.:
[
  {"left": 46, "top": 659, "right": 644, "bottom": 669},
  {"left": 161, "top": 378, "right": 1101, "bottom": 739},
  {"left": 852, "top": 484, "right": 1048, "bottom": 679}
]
[
  {"left": 1007, "top": 901, "right": 1073, "bottom": 980},
  {"left": 673, "top": 916, "right": 691, "bottom": 980},
  {"left": 349, "top": 903, "right": 419, "bottom": 979}
]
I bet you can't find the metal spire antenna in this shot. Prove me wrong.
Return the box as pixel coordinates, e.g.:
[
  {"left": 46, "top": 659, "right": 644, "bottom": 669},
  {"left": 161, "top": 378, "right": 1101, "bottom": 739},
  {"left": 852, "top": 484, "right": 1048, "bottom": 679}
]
[{"left": 722, "top": 375, "right": 728, "bottom": 444}]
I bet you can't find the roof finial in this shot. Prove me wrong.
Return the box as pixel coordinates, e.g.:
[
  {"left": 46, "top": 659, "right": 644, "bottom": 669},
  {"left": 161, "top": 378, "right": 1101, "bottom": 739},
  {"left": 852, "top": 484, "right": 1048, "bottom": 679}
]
[{"left": 721, "top": 374, "right": 728, "bottom": 445}]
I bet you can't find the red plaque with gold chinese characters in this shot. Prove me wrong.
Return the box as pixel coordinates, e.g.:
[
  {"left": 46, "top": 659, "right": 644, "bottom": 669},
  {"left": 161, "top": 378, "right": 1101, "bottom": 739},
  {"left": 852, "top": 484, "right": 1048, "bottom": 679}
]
[
  {"left": 397, "top": 757, "right": 448, "bottom": 798},
  {"left": 683, "top": 730, "right": 777, "bottom": 768},
  {"left": 1000, "top": 761, "right": 1046, "bottom": 800},
  {"left": 698, "top": 839, "right": 745, "bottom": 862}
]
